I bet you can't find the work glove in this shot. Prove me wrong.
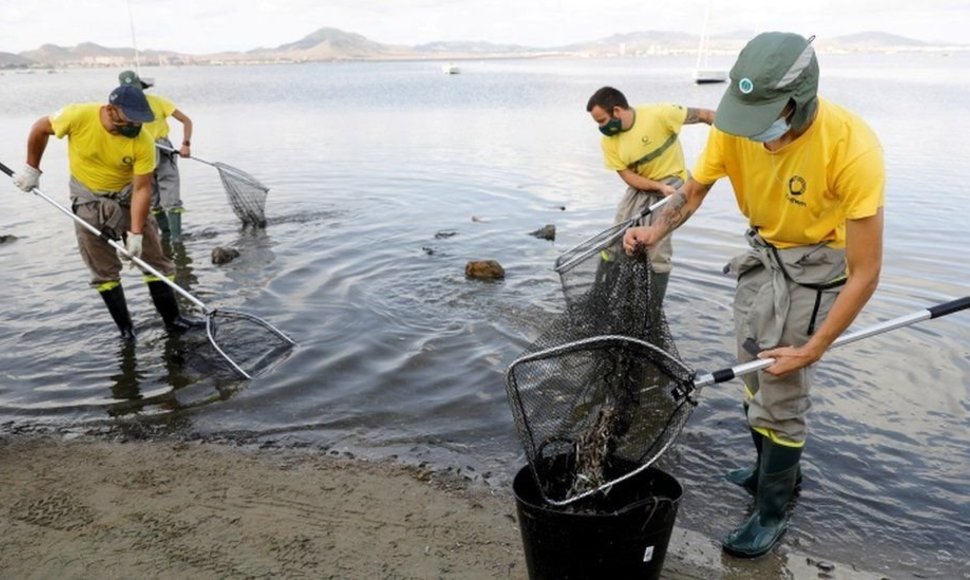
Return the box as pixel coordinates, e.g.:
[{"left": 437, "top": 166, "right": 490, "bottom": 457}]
[
  {"left": 117, "top": 231, "right": 143, "bottom": 265},
  {"left": 13, "top": 164, "right": 41, "bottom": 192}
]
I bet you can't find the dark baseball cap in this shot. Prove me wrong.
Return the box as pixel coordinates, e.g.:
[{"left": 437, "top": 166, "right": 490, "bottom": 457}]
[
  {"left": 108, "top": 84, "right": 155, "bottom": 123},
  {"left": 118, "top": 69, "right": 154, "bottom": 89},
  {"left": 715, "top": 32, "right": 819, "bottom": 137}
]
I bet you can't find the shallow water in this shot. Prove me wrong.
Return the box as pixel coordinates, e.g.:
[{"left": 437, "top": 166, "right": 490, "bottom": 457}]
[{"left": 0, "top": 53, "right": 968, "bottom": 577}]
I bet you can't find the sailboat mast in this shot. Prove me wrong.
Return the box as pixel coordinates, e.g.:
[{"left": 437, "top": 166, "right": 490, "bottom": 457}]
[
  {"left": 126, "top": 0, "right": 141, "bottom": 73},
  {"left": 696, "top": 0, "right": 712, "bottom": 70}
]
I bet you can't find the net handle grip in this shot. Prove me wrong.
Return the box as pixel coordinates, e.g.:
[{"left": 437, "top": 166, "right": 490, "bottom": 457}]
[
  {"left": 154, "top": 142, "right": 216, "bottom": 167},
  {"left": 0, "top": 158, "right": 209, "bottom": 312},
  {"left": 694, "top": 296, "right": 970, "bottom": 387}
]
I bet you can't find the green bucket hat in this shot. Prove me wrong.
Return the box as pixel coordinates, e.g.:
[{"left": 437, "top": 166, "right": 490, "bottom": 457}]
[
  {"left": 715, "top": 32, "right": 819, "bottom": 137},
  {"left": 118, "top": 69, "right": 154, "bottom": 89}
]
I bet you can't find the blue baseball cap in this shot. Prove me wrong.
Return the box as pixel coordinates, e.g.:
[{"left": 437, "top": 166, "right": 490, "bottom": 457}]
[{"left": 108, "top": 84, "right": 154, "bottom": 123}]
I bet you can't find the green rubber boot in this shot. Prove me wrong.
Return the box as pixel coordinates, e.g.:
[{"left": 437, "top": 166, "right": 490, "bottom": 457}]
[
  {"left": 725, "top": 426, "right": 763, "bottom": 495},
  {"left": 153, "top": 207, "right": 170, "bottom": 238},
  {"left": 99, "top": 284, "right": 136, "bottom": 343},
  {"left": 722, "top": 439, "right": 803, "bottom": 558},
  {"left": 725, "top": 426, "right": 803, "bottom": 496},
  {"left": 650, "top": 270, "right": 669, "bottom": 308},
  {"left": 167, "top": 210, "right": 182, "bottom": 242}
]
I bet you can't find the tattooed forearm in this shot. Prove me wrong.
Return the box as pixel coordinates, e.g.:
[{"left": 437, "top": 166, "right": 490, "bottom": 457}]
[
  {"left": 657, "top": 191, "right": 694, "bottom": 235},
  {"left": 685, "top": 107, "right": 715, "bottom": 125}
]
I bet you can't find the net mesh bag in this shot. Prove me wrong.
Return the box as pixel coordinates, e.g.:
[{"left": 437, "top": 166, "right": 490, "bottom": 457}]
[
  {"left": 205, "top": 309, "right": 295, "bottom": 379},
  {"left": 506, "top": 246, "right": 697, "bottom": 507},
  {"left": 216, "top": 162, "right": 269, "bottom": 228},
  {"left": 554, "top": 210, "right": 648, "bottom": 310}
]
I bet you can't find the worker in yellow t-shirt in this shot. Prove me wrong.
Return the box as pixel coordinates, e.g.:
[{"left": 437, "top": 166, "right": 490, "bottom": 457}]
[
  {"left": 587, "top": 86, "right": 714, "bottom": 304},
  {"left": 623, "top": 32, "right": 885, "bottom": 558},
  {"left": 119, "top": 70, "right": 194, "bottom": 242},
  {"left": 13, "top": 84, "right": 201, "bottom": 342}
]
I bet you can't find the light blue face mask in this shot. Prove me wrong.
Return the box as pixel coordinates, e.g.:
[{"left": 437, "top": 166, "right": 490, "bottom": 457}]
[{"left": 748, "top": 116, "right": 791, "bottom": 143}]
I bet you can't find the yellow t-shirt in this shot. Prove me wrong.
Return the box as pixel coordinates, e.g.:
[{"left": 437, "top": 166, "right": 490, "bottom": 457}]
[
  {"left": 692, "top": 97, "right": 885, "bottom": 249},
  {"left": 143, "top": 94, "right": 177, "bottom": 140},
  {"left": 49, "top": 103, "right": 156, "bottom": 193},
  {"left": 601, "top": 103, "right": 689, "bottom": 182}
]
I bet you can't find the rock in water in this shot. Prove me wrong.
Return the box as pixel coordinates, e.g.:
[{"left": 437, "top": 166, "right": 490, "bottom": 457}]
[
  {"left": 465, "top": 260, "right": 505, "bottom": 280},
  {"left": 529, "top": 225, "right": 556, "bottom": 241},
  {"left": 211, "top": 246, "right": 241, "bottom": 265}
]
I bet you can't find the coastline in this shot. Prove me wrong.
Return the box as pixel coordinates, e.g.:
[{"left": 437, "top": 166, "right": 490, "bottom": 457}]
[{"left": 0, "top": 435, "right": 885, "bottom": 579}]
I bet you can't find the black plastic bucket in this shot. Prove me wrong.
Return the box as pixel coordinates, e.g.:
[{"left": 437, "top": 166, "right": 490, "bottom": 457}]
[{"left": 512, "top": 462, "right": 683, "bottom": 580}]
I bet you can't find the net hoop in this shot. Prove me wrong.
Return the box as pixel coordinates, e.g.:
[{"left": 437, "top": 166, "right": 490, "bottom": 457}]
[
  {"left": 506, "top": 334, "right": 698, "bottom": 506},
  {"left": 205, "top": 308, "right": 296, "bottom": 380}
]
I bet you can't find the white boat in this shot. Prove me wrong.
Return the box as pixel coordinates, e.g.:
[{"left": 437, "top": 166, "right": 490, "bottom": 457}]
[
  {"left": 441, "top": 62, "right": 460, "bottom": 75},
  {"left": 693, "top": 2, "right": 727, "bottom": 84},
  {"left": 693, "top": 69, "right": 728, "bottom": 84}
]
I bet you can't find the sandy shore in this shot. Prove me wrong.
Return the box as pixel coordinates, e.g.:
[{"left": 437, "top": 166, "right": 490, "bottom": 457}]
[{"left": 0, "top": 435, "right": 883, "bottom": 579}]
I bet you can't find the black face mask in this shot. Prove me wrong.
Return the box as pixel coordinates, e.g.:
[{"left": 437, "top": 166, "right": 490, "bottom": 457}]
[
  {"left": 599, "top": 116, "right": 622, "bottom": 137},
  {"left": 109, "top": 109, "right": 143, "bottom": 138},
  {"left": 114, "top": 123, "right": 142, "bottom": 138}
]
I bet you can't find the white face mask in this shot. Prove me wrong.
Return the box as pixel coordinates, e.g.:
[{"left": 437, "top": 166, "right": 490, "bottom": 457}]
[{"left": 748, "top": 116, "right": 791, "bottom": 143}]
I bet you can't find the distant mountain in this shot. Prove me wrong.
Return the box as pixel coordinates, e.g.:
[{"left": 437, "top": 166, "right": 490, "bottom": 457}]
[
  {"left": 0, "top": 51, "right": 33, "bottom": 68},
  {"left": 9, "top": 27, "right": 960, "bottom": 68},
  {"left": 842, "top": 31, "right": 926, "bottom": 45},
  {"left": 819, "top": 31, "right": 927, "bottom": 50},
  {"left": 562, "top": 30, "right": 696, "bottom": 50},
  {"left": 19, "top": 42, "right": 182, "bottom": 67},
  {"left": 247, "top": 27, "right": 402, "bottom": 59},
  {"left": 413, "top": 41, "right": 542, "bottom": 55}
]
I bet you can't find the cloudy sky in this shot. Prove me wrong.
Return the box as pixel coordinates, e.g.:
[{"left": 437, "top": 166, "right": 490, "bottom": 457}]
[{"left": 2, "top": 0, "right": 967, "bottom": 54}]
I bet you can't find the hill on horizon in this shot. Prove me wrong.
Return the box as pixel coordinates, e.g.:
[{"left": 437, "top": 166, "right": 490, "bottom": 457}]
[{"left": 2, "top": 27, "right": 959, "bottom": 68}]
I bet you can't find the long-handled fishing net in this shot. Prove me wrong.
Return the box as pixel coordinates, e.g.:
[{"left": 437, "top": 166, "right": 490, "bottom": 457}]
[
  {"left": 156, "top": 144, "right": 269, "bottom": 228},
  {"left": 507, "top": 242, "right": 695, "bottom": 507},
  {"left": 2, "top": 161, "right": 295, "bottom": 380},
  {"left": 508, "top": 206, "right": 970, "bottom": 507}
]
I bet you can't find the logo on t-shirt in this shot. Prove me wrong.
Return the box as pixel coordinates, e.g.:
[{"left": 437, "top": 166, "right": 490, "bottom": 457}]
[
  {"left": 787, "top": 175, "right": 807, "bottom": 206},
  {"left": 788, "top": 176, "right": 806, "bottom": 196},
  {"left": 122, "top": 156, "right": 134, "bottom": 167}
]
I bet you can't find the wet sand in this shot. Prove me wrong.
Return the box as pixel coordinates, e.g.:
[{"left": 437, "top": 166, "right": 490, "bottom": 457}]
[{"left": 0, "top": 435, "right": 883, "bottom": 579}]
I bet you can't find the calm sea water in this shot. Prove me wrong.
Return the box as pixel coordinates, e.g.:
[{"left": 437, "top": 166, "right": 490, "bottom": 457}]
[{"left": 1, "top": 53, "right": 968, "bottom": 577}]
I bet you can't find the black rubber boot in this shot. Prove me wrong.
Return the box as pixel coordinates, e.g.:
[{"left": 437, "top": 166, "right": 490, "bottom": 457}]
[
  {"left": 99, "top": 285, "right": 136, "bottom": 342},
  {"left": 147, "top": 280, "right": 204, "bottom": 332},
  {"left": 722, "top": 440, "right": 803, "bottom": 558}
]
